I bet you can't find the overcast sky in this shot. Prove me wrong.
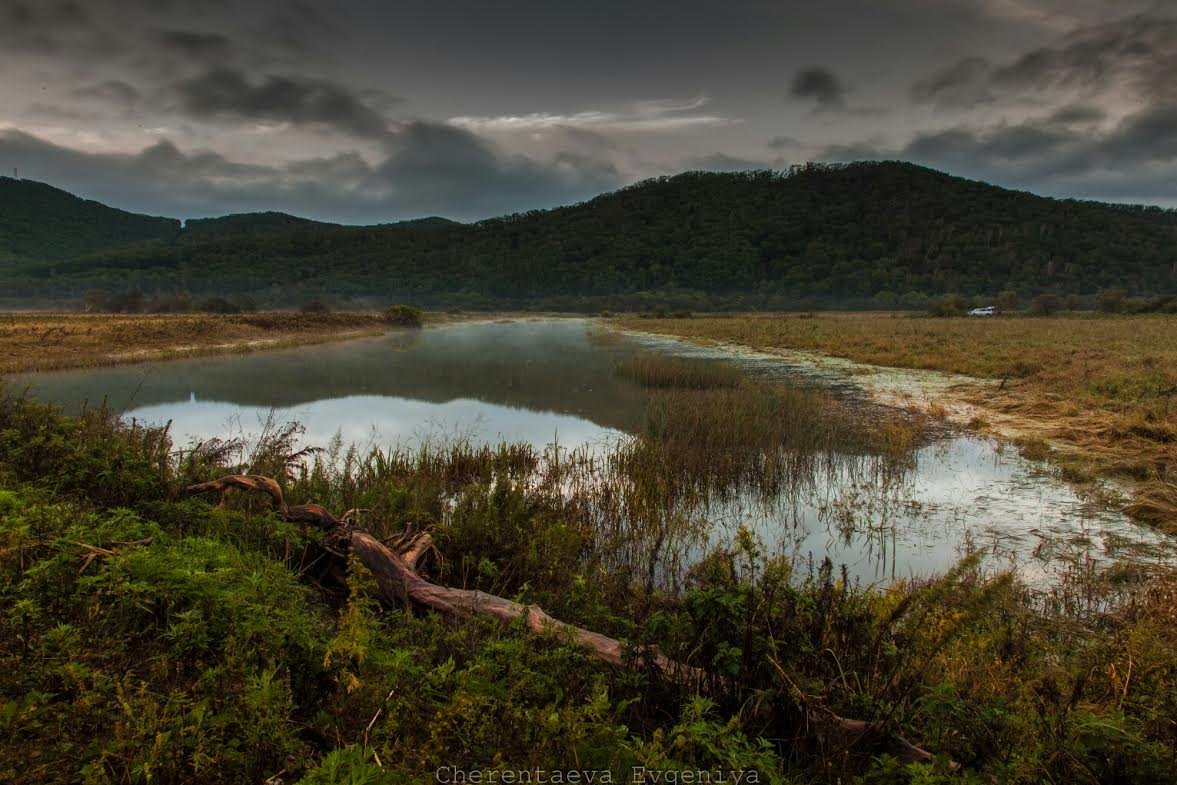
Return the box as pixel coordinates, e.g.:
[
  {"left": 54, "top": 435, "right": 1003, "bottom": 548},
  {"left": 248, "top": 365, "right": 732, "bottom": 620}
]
[{"left": 1, "top": 0, "right": 1175, "bottom": 222}]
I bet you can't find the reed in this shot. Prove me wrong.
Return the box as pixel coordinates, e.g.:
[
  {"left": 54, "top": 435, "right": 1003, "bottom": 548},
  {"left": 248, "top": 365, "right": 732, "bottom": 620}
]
[
  {"left": 614, "top": 353, "right": 925, "bottom": 504},
  {"left": 610, "top": 312, "right": 1177, "bottom": 531},
  {"left": 615, "top": 353, "right": 742, "bottom": 389}
]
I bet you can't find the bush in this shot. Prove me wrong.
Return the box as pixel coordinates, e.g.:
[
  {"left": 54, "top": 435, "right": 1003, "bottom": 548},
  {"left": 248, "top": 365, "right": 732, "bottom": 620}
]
[
  {"left": 926, "top": 293, "right": 970, "bottom": 317},
  {"left": 383, "top": 304, "right": 423, "bottom": 327},
  {"left": 196, "top": 296, "right": 242, "bottom": 314},
  {"left": 1030, "top": 293, "right": 1062, "bottom": 316},
  {"left": 147, "top": 292, "right": 193, "bottom": 313},
  {"left": 1097, "top": 288, "right": 1127, "bottom": 313},
  {"left": 104, "top": 290, "right": 144, "bottom": 313},
  {"left": 234, "top": 294, "right": 258, "bottom": 313},
  {"left": 300, "top": 300, "right": 330, "bottom": 313}
]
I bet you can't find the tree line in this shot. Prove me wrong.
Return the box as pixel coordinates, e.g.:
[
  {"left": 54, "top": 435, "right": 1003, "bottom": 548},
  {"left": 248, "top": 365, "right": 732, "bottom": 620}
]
[{"left": 3, "top": 162, "right": 1175, "bottom": 310}]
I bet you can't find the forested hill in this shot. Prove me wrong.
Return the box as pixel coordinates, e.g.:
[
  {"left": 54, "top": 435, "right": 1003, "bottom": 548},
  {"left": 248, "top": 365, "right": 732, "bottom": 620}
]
[
  {"left": 4, "top": 162, "right": 1176, "bottom": 309},
  {"left": 0, "top": 177, "right": 180, "bottom": 266}
]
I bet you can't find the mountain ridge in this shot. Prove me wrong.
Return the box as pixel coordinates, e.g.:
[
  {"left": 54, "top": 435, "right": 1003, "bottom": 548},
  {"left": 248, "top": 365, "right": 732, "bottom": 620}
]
[{"left": 3, "top": 162, "right": 1175, "bottom": 309}]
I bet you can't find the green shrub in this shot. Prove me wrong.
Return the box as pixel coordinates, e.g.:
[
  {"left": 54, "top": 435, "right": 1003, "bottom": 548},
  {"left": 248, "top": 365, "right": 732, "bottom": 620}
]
[{"left": 383, "top": 304, "right": 423, "bottom": 327}]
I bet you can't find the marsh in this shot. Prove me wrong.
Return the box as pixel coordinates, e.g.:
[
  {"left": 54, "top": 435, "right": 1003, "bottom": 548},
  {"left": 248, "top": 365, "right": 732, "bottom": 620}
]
[{"left": 17, "top": 318, "right": 1173, "bottom": 587}]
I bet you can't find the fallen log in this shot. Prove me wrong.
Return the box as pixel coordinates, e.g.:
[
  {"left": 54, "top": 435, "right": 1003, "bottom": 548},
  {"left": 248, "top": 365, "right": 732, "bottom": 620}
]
[
  {"left": 186, "top": 474, "right": 941, "bottom": 764},
  {"left": 349, "top": 530, "right": 698, "bottom": 681}
]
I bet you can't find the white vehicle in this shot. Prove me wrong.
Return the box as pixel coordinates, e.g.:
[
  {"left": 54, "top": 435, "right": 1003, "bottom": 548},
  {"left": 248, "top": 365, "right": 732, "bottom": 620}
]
[{"left": 968, "top": 306, "right": 996, "bottom": 316}]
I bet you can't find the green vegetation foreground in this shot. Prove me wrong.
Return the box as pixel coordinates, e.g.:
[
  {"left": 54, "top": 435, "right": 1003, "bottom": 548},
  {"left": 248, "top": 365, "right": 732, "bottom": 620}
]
[{"left": 2, "top": 360, "right": 1176, "bottom": 784}]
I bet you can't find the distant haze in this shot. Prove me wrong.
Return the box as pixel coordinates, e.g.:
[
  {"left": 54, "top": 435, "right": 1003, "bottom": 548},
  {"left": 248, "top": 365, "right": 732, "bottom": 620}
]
[{"left": 1, "top": 0, "right": 1175, "bottom": 222}]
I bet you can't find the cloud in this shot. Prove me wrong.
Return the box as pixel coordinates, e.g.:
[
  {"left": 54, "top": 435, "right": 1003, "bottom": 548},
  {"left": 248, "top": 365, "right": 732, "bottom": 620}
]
[
  {"left": 683, "top": 152, "right": 781, "bottom": 172},
  {"left": 0, "top": 0, "right": 111, "bottom": 55},
  {"left": 0, "top": 122, "right": 624, "bottom": 222},
  {"left": 1046, "top": 103, "right": 1106, "bottom": 126},
  {"left": 73, "top": 79, "right": 142, "bottom": 106},
  {"left": 788, "top": 66, "right": 847, "bottom": 110},
  {"left": 372, "top": 121, "right": 621, "bottom": 216},
  {"left": 911, "top": 56, "right": 995, "bottom": 108},
  {"left": 818, "top": 101, "right": 1177, "bottom": 203},
  {"left": 767, "top": 135, "right": 804, "bottom": 150},
  {"left": 152, "top": 29, "right": 232, "bottom": 58},
  {"left": 914, "top": 15, "right": 1177, "bottom": 109},
  {"left": 170, "top": 68, "right": 394, "bottom": 138},
  {"left": 448, "top": 96, "right": 735, "bottom": 133}
]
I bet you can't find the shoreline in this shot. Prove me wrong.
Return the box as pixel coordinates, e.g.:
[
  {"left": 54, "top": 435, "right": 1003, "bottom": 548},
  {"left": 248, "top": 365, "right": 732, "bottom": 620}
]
[
  {"left": 6, "top": 310, "right": 1172, "bottom": 533},
  {"left": 0, "top": 310, "right": 559, "bottom": 376},
  {"left": 605, "top": 317, "right": 1175, "bottom": 534},
  {"left": 0, "top": 311, "right": 391, "bottom": 376}
]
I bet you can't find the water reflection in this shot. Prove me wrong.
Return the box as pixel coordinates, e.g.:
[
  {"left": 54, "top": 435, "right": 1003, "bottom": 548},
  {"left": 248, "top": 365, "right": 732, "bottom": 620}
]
[{"left": 14, "top": 318, "right": 1176, "bottom": 583}]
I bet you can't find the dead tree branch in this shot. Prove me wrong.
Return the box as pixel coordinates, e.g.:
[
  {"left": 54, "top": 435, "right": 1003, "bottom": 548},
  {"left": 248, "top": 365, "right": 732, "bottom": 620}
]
[{"left": 185, "top": 474, "right": 940, "bottom": 764}]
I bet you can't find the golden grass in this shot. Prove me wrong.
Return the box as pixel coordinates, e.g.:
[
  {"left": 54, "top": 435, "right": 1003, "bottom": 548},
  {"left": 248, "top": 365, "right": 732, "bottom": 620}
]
[
  {"left": 610, "top": 312, "right": 1177, "bottom": 531},
  {"left": 615, "top": 353, "right": 742, "bottom": 389},
  {"left": 609, "top": 353, "right": 928, "bottom": 508},
  {"left": 0, "top": 311, "right": 388, "bottom": 374}
]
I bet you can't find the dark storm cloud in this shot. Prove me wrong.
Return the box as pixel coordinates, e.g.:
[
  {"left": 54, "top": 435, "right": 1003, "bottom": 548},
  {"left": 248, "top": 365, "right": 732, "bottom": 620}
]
[
  {"left": 767, "top": 135, "right": 803, "bottom": 150},
  {"left": 2, "top": 0, "right": 1174, "bottom": 216},
  {"left": 820, "top": 101, "right": 1177, "bottom": 201},
  {"left": 372, "top": 121, "right": 621, "bottom": 216},
  {"left": 788, "top": 67, "right": 847, "bottom": 110},
  {"left": 0, "top": 0, "right": 109, "bottom": 55},
  {"left": 153, "top": 29, "right": 232, "bottom": 58},
  {"left": 1046, "top": 104, "right": 1106, "bottom": 126},
  {"left": 0, "top": 123, "right": 623, "bottom": 222},
  {"left": 684, "top": 152, "right": 779, "bottom": 172},
  {"left": 171, "top": 69, "right": 394, "bottom": 138},
  {"left": 914, "top": 15, "right": 1177, "bottom": 108},
  {"left": 911, "top": 57, "right": 995, "bottom": 108},
  {"left": 0, "top": 1, "right": 89, "bottom": 32},
  {"left": 73, "top": 80, "right": 141, "bottom": 106}
]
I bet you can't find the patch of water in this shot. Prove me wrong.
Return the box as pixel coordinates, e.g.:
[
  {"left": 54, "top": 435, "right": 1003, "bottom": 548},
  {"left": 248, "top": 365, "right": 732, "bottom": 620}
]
[{"left": 13, "top": 318, "right": 1176, "bottom": 583}]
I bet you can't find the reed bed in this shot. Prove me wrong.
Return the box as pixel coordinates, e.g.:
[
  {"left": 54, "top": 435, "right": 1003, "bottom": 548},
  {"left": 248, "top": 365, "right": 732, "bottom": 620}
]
[
  {"left": 615, "top": 353, "right": 743, "bottom": 389},
  {"left": 611, "top": 312, "right": 1177, "bottom": 532},
  {"left": 614, "top": 353, "right": 924, "bottom": 502}
]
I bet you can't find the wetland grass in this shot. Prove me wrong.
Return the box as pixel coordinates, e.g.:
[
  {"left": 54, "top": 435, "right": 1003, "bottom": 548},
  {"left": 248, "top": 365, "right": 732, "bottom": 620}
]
[
  {"left": 616, "top": 353, "right": 743, "bottom": 389},
  {"left": 0, "top": 311, "right": 391, "bottom": 374},
  {"left": 611, "top": 312, "right": 1177, "bottom": 532},
  {"left": 2, "top": 387, "right": 1177, "bottom": 783},
  {"left": 616, "top": 353, "right": 926, "bottom": 502}
]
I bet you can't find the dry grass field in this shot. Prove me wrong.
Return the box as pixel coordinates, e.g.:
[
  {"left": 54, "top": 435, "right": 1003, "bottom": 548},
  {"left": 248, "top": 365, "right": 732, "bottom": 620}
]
[
  {"left": 611, "top": 312, "right": 1177, "bottom": 530},
  {"left": 0, "top": 311, "right": 388, "bottom": 375}
]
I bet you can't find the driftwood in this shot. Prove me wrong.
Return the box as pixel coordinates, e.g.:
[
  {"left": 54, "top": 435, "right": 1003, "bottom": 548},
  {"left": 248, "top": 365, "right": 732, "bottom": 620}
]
[{"left": 187, "top": 474, "right": 940, "bottom": 764}]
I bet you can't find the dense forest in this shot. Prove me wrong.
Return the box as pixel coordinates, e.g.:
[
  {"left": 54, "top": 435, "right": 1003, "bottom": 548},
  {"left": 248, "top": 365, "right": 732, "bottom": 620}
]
[
  {"left": 2, "top": 162, "right": 1175, "bottom": 310},
  {"left": 0, "top": 177, "right": 179, "bottom": 268}
]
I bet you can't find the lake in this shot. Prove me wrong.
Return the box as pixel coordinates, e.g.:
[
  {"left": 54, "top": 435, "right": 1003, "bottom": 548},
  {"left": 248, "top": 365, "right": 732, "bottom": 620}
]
[{"left": 14, "top": 318, "right": 1175, "bottom": 586}]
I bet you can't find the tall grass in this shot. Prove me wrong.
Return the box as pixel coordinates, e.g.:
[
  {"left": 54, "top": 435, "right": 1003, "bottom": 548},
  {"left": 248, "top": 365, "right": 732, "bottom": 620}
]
[
  {"left": 611, "top": 313, "right": 1177, "bottom": 532},
  {"left": 613, "top": 354, "right": 923, "bottom": 504},
  {"left": 616, "top": 353, "right": 743, "bottom": 389}
]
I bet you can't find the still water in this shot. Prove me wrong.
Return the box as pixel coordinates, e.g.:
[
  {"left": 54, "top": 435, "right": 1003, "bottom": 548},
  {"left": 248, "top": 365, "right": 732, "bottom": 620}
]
[{"left": 15, "top": 318, "right": 1176, "bottom": 584}]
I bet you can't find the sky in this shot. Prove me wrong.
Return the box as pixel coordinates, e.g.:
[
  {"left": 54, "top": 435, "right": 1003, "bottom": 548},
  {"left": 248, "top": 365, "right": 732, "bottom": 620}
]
[{"left": 1, "top": 0, "right": 1175, "bottom": 223}]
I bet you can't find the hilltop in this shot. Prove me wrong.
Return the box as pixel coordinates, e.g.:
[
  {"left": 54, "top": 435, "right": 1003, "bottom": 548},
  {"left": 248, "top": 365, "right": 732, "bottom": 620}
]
[
  {"left": 3, "top": 162, "right": 1175, "bottom": 309},
  {"left": 0, "top": 177, "right": 179, "bottom": 267}
]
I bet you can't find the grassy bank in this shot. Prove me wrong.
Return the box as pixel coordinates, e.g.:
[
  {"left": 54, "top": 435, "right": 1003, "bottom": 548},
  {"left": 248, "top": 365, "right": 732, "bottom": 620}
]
[
  {"left": 2, "top": 354, "right": 1176, "bottom": 783},
  {"left": 610, "top": 313, "right": 1177, "bottom": 531},
  {"left": 0, "top": 311, "right": 398, "bottom": 375}
]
